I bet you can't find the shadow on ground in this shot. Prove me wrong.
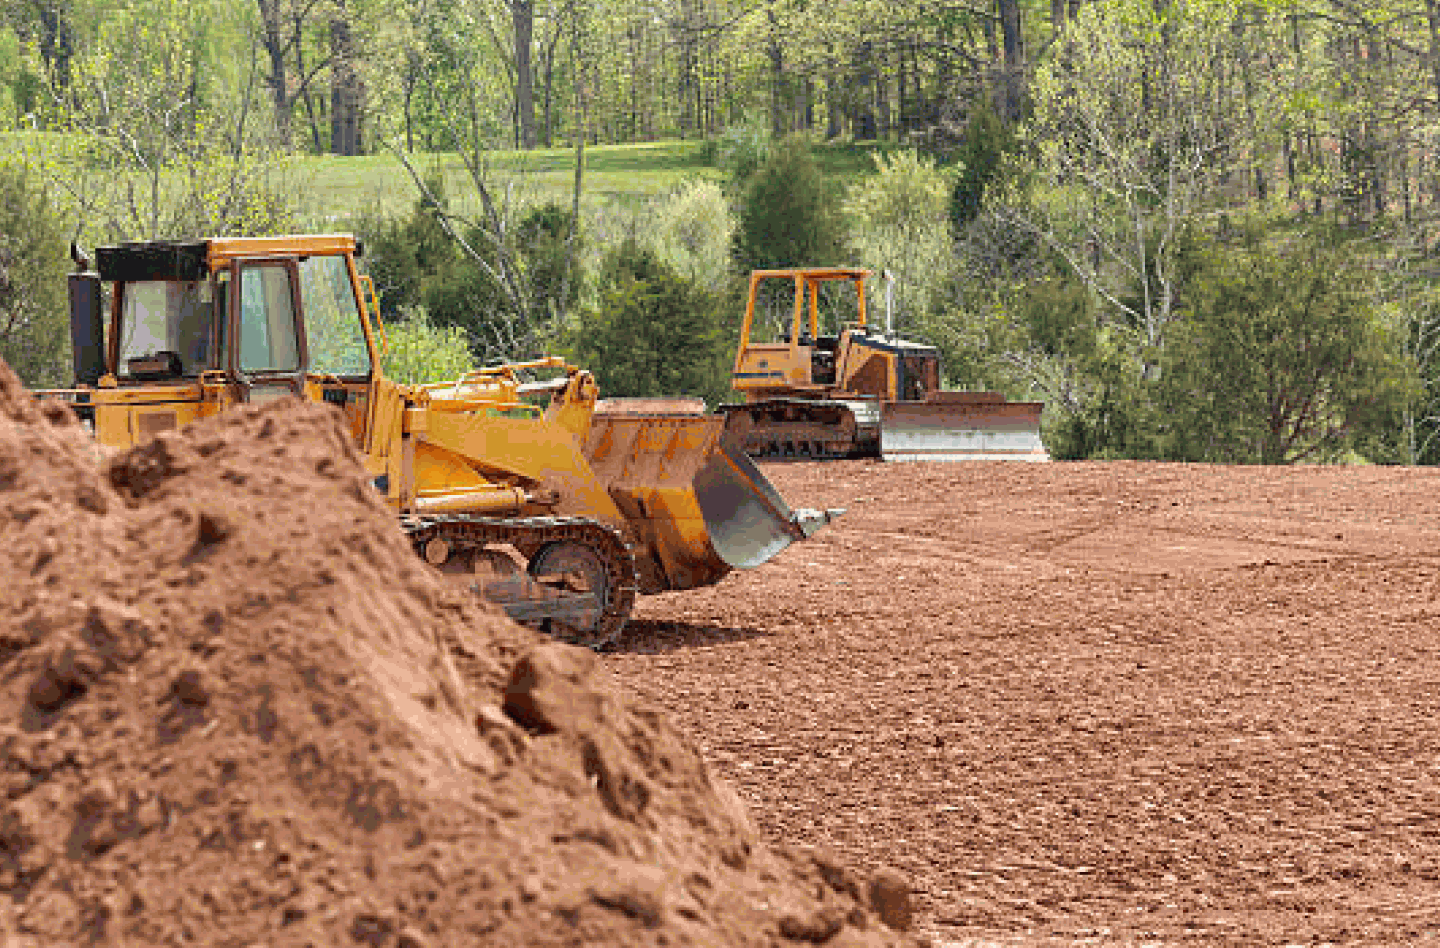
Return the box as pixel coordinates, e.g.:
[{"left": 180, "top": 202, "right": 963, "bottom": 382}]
[{"left": 607, "top": 619, "right": 774, "bottom": 654}]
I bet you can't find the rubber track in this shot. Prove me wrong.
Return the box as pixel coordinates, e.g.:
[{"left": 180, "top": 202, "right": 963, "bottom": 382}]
[{"left": 401, "top": 514, "right": 639, "bottom": 648}]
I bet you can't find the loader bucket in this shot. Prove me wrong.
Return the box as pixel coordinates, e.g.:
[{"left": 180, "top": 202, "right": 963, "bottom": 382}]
[
  {"left": 584, "top": 409, "right": 840, "bottom": 593},
  {"left": 694, "top": 442, "right": 819, "bottom": 568},
  {"left": 880, "top": 393, "right": 1050, "bottom": 462}
]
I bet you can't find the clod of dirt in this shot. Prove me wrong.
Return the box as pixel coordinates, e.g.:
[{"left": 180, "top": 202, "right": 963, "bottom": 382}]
[
  {"left": 0, "top": 356, "right": 919, "bottom": 947},
  {"left": 867, "top": 868, "right": 913, "bottom": 932},
  {"left": 502, "top": 641, "right": 615, "bottom": 735}
]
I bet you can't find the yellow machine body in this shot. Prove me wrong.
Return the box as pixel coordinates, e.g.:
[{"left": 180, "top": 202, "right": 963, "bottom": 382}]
[
  {"left": 47, "top": 234, "right": 837, "bottom": 645},
  {"left": 725, "top": 268, "right": 1049, "bottom": 461}
]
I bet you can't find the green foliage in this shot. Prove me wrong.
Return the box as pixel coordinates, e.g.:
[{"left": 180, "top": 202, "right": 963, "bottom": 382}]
[
  {"left": 710, "top": 111, "right": 773, "bottom": 184},
  {"left": 1156, "top": 231, "right": 1413, "bottom": 464},
  {"left": 1017, "top": 0, "right": 1267, "bottom": 350},
  {"left": 646, "top": 179, "right": 736, "bottom": 290},
  {"left": 732, "top": 136, "right": 844, "bottom": 272},
  {"left": 1043, "top": 328, "right": 1155, "bottom": 461},
  {"left": 0, "top": 163, "right": 69, "bottom": 386},
  {"left": 515, "top": 201, "right": 581, "bottom": 322},
  {"left": 566, "top": 240, "right": 730, "bottom": 403},
  {"left": 1002, "top": 279, "right": 1159, "bottom": 461},
  {"left": 380, "top": 307, "right": 476, "bottom": 385},
  {"left": 1020, "top": 278, "right": 1097, "bottom": 359},
  {"left": 4, "top": 0, "right": 296, "bottom": 245},
  {"left": 1391, "top": 281, "right": 1440, "bottom": 466},
  {"left": 358, "top": 175, "right": 458, "bottom": 316},
  {"left": 949, "top": 101, "right": 1019, "bottom": 232},
  {"left": 844, "top": 149, "right": 952, "bottom": 323},
  {"left": 360, "top": 181, "right": 577, "bottom": 360}
]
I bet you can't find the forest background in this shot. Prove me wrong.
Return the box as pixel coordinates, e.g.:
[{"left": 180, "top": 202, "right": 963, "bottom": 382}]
[{"left": 2, "top": 0, "right": 1440, "bottom": 463}]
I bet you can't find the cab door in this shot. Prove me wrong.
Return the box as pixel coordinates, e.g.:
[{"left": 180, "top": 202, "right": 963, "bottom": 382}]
[
  {"left": 229, "top": 258, "right": 307, "bottom": 404},
  {"left": 295, "top": 252, "right": 375, "bottom": 443}
]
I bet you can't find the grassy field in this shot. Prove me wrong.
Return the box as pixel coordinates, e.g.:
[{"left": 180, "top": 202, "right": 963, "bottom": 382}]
[
  {"left": 280, "top": 138, "right": 888, "bottom": 228},
  {"left": 287, "top": 140, "right": 721, "bottom": 225},
  {"left": 4, "top": 129, "right": 890, "bottom": 235}
]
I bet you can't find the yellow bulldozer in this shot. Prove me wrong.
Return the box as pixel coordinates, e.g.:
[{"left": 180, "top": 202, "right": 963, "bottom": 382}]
[
  {"left": 43, "top": 234, "right": 840, "bottom": 648},
  {"left": 722, "top": 267, "right": 1049, "bottom": 461}
]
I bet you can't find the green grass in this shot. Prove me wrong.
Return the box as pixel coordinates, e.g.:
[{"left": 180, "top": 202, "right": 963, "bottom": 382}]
[
  {"left": 286, "top": 137, "right": 891, "bottom": 230},
  {"left": 288, "top": 140, "right": 732, "bottom": 229},
  {"left": 4, "top": 129, "right": 893, "bottom": 233}
]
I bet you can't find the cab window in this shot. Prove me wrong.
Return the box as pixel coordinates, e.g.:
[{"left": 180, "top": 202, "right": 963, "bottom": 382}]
[
  {"left": 237, "top": 263, "right": 301, "bottom": 372},
  {"left": 117, "top": 280, "right": 215, "bottom": 375},
  {"left": 299, "top": 254, "right": 370, "bottom": 377}
]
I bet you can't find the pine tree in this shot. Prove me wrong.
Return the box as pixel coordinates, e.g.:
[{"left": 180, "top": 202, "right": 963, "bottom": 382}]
[{"left": 732, "top": 137, "right": 843, "bottom": 272}]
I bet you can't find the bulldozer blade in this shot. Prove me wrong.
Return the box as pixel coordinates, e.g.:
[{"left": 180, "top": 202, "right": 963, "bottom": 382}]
[
  {"left": 694, "top": 443, "right": 842, "bottom": 569},
  {"left": 880, "top": 398, "right": 1049, "bottom": 462}
]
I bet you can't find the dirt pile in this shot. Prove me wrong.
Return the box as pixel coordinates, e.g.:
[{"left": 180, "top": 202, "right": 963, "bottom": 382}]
[{"left": 0, "top": 358, "right": 919, "bottom": 947}]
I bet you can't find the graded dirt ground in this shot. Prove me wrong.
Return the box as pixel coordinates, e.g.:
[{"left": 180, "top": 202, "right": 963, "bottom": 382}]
[{"left": 606, "top": 460, "right": 1440, "bottom": 946}]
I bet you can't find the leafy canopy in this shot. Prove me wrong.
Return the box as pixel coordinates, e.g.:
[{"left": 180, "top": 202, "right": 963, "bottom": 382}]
[{"left": 1158, "top": 229, "right": 1413, "bottom": 464}]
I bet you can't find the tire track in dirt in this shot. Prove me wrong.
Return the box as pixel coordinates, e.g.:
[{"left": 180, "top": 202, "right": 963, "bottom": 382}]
[{"left": 608, "top": 460, "right": 1440, "bottom": 945}]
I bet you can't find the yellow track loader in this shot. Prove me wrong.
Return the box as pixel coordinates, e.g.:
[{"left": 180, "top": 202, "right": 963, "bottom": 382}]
[
  {"left": 722, "top": 268, "right": 1049, "bottom": 461},
  {"left": 43, "top": 235, "right": 839, "bottom": 648}
]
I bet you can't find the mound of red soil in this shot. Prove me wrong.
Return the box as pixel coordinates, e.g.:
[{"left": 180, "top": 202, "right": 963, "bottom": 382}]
[{"left": 0, "top": 358, "right": 918, "bottom": 947}]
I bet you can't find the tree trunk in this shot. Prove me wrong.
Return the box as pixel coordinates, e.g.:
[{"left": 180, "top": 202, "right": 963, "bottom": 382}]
[
  {"left": 329, "top": 11, "right": 363, "bottom": 156},
  {"left": 539, "top": 15, "right": 567, "bottom": 149},
  {"left": 997, "top": 0, "right": 1025, "bottom": 121},
  {"left": 897, "top": 44, "right": 909, "bottom": 136},
  {"left": 541, "top": 44, "right": 555, "bottom": 147},
  {"left": 511, "top": 0, "right": 537, "bottom": 149},
  {"left": 766, "top": 8, "right": 786, "bottom": 137},
  {"left": 875, "top": 54, "right": 891, "bottom": 139},
  {"left": 402, "top": 52, "right": 418, "bottom": 153},
  {"left": 675, "top": 0, "right": 700, "bottom": 138},
  {"left": 255, "top": 0, "right": 292, "bottom": 144},
  {"left": 852, "top": 41, "right": 877, "bottom": 140},
  {"left": 36, "top": 3, "right": 74, "bottom": 89},
  {"left": 1426, "top": 0, "right": 1440, "bottom": 125}
]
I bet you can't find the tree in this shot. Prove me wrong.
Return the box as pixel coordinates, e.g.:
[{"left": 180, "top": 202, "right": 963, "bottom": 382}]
[
  {"left": 844, "top": 149, "right": 952, "bottom": 327},
  {"left": 362, "top": 183, "right": 579, "bottom": 362},
  {"left": 647, "top": 178, "right": 735, "bottom": 291},
  {"left": 1157, "top": 230, "right": 1412, "bottom": 464},
  {"left": 949, "top": 100, "right": 1018, "bottom": 232},
  {"left": 1009, "top": 0, "right": 1274, "bottom": 358},
  {"left": 329, "top": 0, "right": 365, "bottom": 155},
  {"left": 0, "top": 164, "right": 68, "bottom": 387},
  {"left": 16, "top": 0, "right": 294, "bottom": 244},
  {"left": 254, "top": 0, "right": 370, "bottom": 152},
  {"left": 387, "top": 0, "right": 586, "bottom": 362},
  {"left": 732, "top": 136, "right": 843, "bottom": 272},
  {"left": 568, "top": 240, "right": 729, "bottom": 403},
  {"left": 509, "top": 0, "right": 536, "bottom": 148},
  {"left": 381, "top": 307, "right": 475, "bottom": 383}
]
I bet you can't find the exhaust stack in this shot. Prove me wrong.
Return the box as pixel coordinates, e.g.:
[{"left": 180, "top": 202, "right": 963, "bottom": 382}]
[{"left": 68, "top": 271, "right": 105, "bottom": 387}]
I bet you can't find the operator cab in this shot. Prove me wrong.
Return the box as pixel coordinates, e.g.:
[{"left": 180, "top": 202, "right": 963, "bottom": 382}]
[
  {"left": 72, "top": 235, "right": 381, "bottom": 447},
  {"left": 93, "top": 238, "right": 374, "bottom": 393}
]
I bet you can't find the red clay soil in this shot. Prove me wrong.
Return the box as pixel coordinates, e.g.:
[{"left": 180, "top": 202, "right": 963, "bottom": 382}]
[
  {"left": 608, "top": 459, "right": 1440, "bottom": 946},
  {"left": 0, "top": 358, "right": 920, "bottom": 948}
]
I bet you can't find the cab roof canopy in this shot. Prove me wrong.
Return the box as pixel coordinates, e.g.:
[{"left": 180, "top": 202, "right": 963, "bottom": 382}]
[
  {"left": 750, "top": 267, "right": 871, "bottom": 281},
  {"left": 95, "top": 234, "right": 359, "bottom": 282},
  {"left": 96, "top": 241, "right": 209, "bottom": 283}
]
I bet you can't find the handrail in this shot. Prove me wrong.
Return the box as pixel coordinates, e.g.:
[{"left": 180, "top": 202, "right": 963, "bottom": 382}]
[
  {"left": 422, "top": 398, "right": 541, "bottom": 417},
  {"left": 359, "top": 274, "right": 389, "bottom": 355}
]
